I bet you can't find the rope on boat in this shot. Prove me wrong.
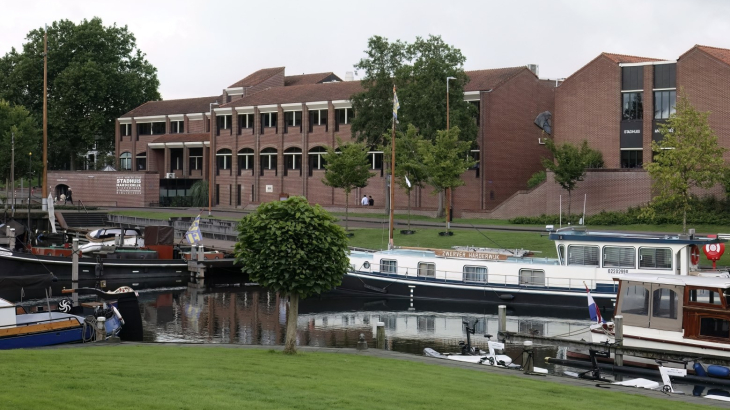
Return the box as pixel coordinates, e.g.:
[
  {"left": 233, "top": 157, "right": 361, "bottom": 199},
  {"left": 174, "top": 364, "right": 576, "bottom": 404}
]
[{"left": 82, "top": 316, "right": 97, "bottom": 343}]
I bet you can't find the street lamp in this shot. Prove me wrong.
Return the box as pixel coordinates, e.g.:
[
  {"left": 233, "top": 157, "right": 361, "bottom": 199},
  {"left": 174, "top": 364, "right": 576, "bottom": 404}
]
[{"left": 445, "top": 76, "right": 456, "bottom": 230}]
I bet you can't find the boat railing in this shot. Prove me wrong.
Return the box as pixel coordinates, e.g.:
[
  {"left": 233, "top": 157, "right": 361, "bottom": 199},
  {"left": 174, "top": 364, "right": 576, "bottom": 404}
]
[{"left": 368, "top": 265, "right": 613, "bottom": 291}]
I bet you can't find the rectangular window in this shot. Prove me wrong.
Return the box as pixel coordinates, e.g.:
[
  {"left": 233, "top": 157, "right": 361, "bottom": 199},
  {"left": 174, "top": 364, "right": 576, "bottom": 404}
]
[
  {"left": 690, "top": 288, "right": 723, "bottom": 305},
  {"left": 639, "top": 247, "right": 672, "bottom": 269},
  {"left": 137, "top": 123, "right": 151, "bottom": 135},
  {"left": 284, "top": 111, "right": 302, "bottom": 127},
  {"left": 238, "top": 152, "right": 254, "bottom": 170},
  {"left": 653, "top": 64, "right": 676, "bottom": 89},
  {"left": 285, "top": 154, "right": 302, "bottom": 170},
  {"left": 653, "top": 90, "right": 676, "bottom": 120},
  {"left": 170, "top": 121, "right": 184, "bottom": 133},
  {"left": 369, "top": 152, "right": 383, "bottom": 170},
  {"left": 120, "top": 123, "right": 131, "bottom": 137},
  {"left": 418, "top": 262, "right": 435, "bottom": 278},
  {"left": 261, "top": 112, "right": 277, "bottom": 128},
  {"left": 603, "top": 246, "right": 635, "bottom": 268},
  {"left": 217, "top": 115, "right": 232, "bottom": 130},
  {"left": 463, "top": 266, "right": 487, "bottom": 283},
  {"left": 622, "top": 92, "right": 643, "bottom": 120},
  {"left": 136, "top": 156, "right": 146, "bottom": 171},
  {"left": 519, "top": 269, "right": 545, "bottom": 286},
  {"left": 335, "top": 108, "right": 354, "bottom": 124},
  {"left": 151, "top": 122, "right": 166, "bottom": 134},
  {"left": 700, "top": 317, "right": 730, "bottom": 339},
  {"left": 620, "top": 150, "right": 643, "bottom": 169},
  {"left": 469, "top": 101, "right": 480, "bottom": 126},
  {"left": 621, "top": 66, "right": 643, "bottom": 91},
  {"left": 238, "top": 114, "right": 254, "bottom": 129},
  {"left": 189, "top": 148, "right": 203, "bottom": 171},
  {"left": 309, "top": 110, "right": 328, "bottom": 126},
  {"left": 380, "top": 259, "right": 397, "bottom": 274},
  {"left": 621, "top": 284, "right": 649, "bottom": 315},
  {"left": 568, "top": 245, "right": 599, "bottom": 266},
  {"left": 417, "top": 316, "right": 435, "bottom": 332}
]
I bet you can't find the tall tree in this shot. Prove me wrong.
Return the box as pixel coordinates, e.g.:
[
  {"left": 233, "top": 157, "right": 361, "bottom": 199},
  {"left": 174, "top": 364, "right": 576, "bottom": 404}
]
[
  {"left": 382, "top": 124, "right": 428, "bottom": 231},
  {"left": 0, "top": 100, "right": 41, "bottom": 182},
  {"left": 541, "top": 139, "right": 604, "bottom": 221},
  {"left": 646, "top": 92, "right": 727, "bottom": 232},
  {"left": 234, "top": 197, "right": 350, "bottom": 354},
  {"left": 418, "top": 127, "right": 475, "bottom": 233},
  {"left": 322, "top": 138, "right": 375, "bottom": 231},
  {"left": 0, "top": 18, "right": 160, "bottom": 170},
  {"left": 351, "top": 35, "right": 477, "bottom": 146}
]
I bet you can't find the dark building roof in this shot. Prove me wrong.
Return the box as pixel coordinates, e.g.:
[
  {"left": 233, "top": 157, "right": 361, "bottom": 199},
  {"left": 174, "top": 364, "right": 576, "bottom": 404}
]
[
  {"left": 121, "top": 96, "right": 220, "bottom": 118},
  {"left": 285, "top": 72, "right": 341, "bottom": 86},
  {"left": 464, "top": 67, "right": 528, "bottom": 91},
  {"left": 601, "top": 52, "right": 664, "bottom": 64},
  {"left": 694, "top": 45, "right": 730, "bottom": 66},
  {"left": 152, "top": 133, "right": 209, "bottom": 143},
  {"left": 228, "top": 67, "right": 285, "bottom": 88},
  {"left": 223, "top": 81, "right": 363, "bottom": 108}
]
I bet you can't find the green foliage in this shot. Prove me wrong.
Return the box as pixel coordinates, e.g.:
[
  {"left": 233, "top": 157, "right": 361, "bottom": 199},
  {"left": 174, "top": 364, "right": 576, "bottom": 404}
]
[
  {"left": 322, "top": 138, "right": 374, "bottom": 230},
  {"left": 0, "top": 18, "right": 160, "bottom": 170},
  {"left": 234, "top": 197, "right": 350, "bottom": 299},
  {"left": 541, "top": 138, "right": 603, "bottom": 216},
  {"left": 0, "top": 100, "right": 41, "bottom": 181},
  {"left": 527, "top": 170, "right": 546, "bottom": 189},
  {"left": 351, "top": 35, "right": 477, "bottom": 146},
  {"left": 646, "top": 92, "right": 727, "bottom": 232},
  {"left": 189, "top": 180, "right": 209, "bottom": 207},
  {"left": 418, "top": 127, "right": 475, "bottom": 193}
]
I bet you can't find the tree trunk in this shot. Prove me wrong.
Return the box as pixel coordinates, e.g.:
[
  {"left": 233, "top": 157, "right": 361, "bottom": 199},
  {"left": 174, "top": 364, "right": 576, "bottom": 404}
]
[
  {"left": 682, "top": 194, "right": 688, "bottom": 234},
  {"left": 567, "top": 190, "right": 572, "bottom": 224},
  {"left": 345, "top": 191, "right": 349, "bottom": 231},
  {"left": 284, "top": 293, "right": 299, "bottom": 354},
  {"left": 70, "top": 154, "right": 76, "bottom": 171},
  {"left": 437, "top": 191, "right": 444, "bottom": 217},
  {"left": 445, "top": 187, "right": 451, "bottom": 233}
]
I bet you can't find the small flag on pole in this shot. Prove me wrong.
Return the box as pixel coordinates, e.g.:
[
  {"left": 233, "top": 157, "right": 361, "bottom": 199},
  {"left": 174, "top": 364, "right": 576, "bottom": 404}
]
[
  {"left": 185, "top": 215, "right": 202, "bottom": 245},
  {"left": 405, "top": 175, "right": 412, "bottom": 188},
  {"left": 392, "top": 85, "right": 400, "bottom": 123},
  {"left": 585, "top": 284, "right": 604, "bottom": 323}
]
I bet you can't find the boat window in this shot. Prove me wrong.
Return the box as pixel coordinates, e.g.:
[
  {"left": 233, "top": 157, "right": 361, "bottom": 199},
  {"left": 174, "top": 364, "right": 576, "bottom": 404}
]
[
  {"left": 700, "top": 317, "right": 730, "bottom": 339},
  {"left": 463, "top": 266, "right": 487, "bottom": 283},
  {"left": 418, "top": 262, "right": 435, "bottom": 278},
  {"left": 652, "top": 288, "right": 679, "bottom": 319},
  {"left": 519, "top": 269, "right": 545, "bottom": 286},
  {"left": 380, "top": 259, "right": 397, "bottom": 274},
  {"left": 568, "top": 245, "right": 599, "bottom": 266},
  {"left": 621, "top": 285, "right": 649, "bottom": 315},
  {"left": 558, "top": 245, "right": 565, "bottom": 265},
  {"left": 690, "top": 288, "right": 723, "bottom": 305},
  {"left": 603, "top": 246, "right": 635, "bottom": 268},
  {"left": 639, "top": 247, "right": 672, "bottom": 269},
  {"left": 417, "top": 316, "right": 435, "bottom": 332}
]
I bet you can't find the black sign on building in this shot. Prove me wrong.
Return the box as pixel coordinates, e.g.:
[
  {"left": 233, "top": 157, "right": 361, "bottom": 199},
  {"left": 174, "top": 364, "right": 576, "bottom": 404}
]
[{"left": 620, "top": 121, "right": 643, "bottom": 148}]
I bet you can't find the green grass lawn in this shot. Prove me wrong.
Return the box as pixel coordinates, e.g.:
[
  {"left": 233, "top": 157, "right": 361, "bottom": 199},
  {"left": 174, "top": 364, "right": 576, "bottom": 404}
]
[{"left": 0, "top": 345, "right": 710, "bottom": 410}]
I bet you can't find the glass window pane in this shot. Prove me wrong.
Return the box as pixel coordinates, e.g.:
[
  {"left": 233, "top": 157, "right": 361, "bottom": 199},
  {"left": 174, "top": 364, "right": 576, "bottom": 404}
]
[
  {"left": 621, "top": 285, "right": 649, "bottom": 315},
  {"left": 652, "top": 288, "right": 678, "bottom": 319},
  {"left": 669, "top": 91, "right": 676, "bottom": 116},
  {"left": 418, "top": 262, "right": 435, "bottom": 278},
  {"left": 700, "top": 317, "right": 730, "bottom": 338}
]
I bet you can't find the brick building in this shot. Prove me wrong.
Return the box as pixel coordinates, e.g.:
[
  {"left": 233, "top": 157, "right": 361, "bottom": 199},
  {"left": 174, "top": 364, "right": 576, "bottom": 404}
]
[{"left": 112, "top": 66, "right": 554, "bottom": 215}]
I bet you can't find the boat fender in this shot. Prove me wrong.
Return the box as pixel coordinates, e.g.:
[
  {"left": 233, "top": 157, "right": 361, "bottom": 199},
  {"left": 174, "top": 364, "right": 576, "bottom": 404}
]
[
  {"left": 694, "top": 362, "right": 708, "bottom": 378},
  {"left": 499, "top": 294, "right": 514, "bottom": 301},
  {"left": 708, "top": 365, "right": 730, "bottom": 378},
  {"left": 112, "top": 306, "right": 125, "bottom": 326}
]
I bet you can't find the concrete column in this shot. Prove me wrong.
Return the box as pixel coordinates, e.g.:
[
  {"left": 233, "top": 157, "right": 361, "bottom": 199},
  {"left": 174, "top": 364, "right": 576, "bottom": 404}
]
[
  {"left": 182, "top": 144, "right": 189, "bottom": 177},
  {"left": 165, "top": 115, "right": 171, "bottom": 136},
  {"left": 114, "top": 119, "right": 120, "bottom": 170},
  {"left": 183, "top": 114, "right": 189, "bottom": 135},
  {"left": 164, "top": 146, "right": 171, "bottom": 175}
]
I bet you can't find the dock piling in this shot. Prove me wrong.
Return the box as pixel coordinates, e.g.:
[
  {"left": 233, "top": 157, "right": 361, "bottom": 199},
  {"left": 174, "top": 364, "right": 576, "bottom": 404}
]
[
  {"left": 72, "top": 238, "right": 79, "bottom": 307},
  {"left": 498, "top": 305, "right": 507, "bottom": 334},
  {"left": 522, "top": 341, "right": 534, "bottom": 374},
  {"left": 376, "top": 321, "right": 385, "bottom": 349},
  {"left": 356, "top": 333, "right": 368, "bottom": 350},
  {"left": 614, "top": 315, "right": 624, "bottom": 366}
]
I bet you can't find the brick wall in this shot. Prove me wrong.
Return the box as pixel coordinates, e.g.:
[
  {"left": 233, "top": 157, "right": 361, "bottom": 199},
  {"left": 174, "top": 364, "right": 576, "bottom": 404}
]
[{"left": 48, "top": 171, "right": 159, "bottom": 207}]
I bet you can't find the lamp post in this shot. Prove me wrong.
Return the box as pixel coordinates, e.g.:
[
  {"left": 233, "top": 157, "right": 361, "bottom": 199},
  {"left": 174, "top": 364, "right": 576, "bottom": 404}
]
[
  {"left": 207, "top": 101, "right": 219, "bottom": 217},
  {"left": 27, "top": 152, "right": 32, "bottom": 246},
  {"left": 445, "top": 76, "right": 456, "bottom": 230},
  {"left": 42, "top": 25, "right": 48, "bottom": 212}
]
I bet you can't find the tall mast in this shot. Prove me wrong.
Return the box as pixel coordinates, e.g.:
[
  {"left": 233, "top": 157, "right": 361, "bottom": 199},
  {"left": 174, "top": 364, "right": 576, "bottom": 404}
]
[
  {"left": 388, "top": 113, "right": 395, "bottom": 249},
  {"left": 42, "top": 26, "right": 48, "bottom": 210}
]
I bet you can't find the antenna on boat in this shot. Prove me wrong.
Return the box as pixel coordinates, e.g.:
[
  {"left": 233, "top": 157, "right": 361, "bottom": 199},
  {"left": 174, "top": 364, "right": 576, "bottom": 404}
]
[
  {"left": 469, "top": 224, "right": 515, "bottom": 255},
  {"left": 582, "top": 194, "right": 587, "bottom": 226}
]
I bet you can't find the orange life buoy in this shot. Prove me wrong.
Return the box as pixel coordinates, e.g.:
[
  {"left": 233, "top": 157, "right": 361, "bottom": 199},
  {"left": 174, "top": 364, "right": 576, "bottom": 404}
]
[{"left": 690, "top": 244, "right": 700, "bottom": 265}]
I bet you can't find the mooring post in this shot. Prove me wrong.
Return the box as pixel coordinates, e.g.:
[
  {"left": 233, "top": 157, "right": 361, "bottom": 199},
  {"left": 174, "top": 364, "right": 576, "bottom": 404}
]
[
  {"left": 522, "top": 341, "right": 534, "bottom": 374},
  {"left": 498, "top": 305, "right": 507, "bottom": 334},
  {"left": 72, "top": 238, "right": 79, "bottom": 307},
  {"left": 96, "top": 316, "right": 106, "bottom": 342},
  {"left": 614, "top": 315, "right": 624, "bottom": 367},
  {"left": 8, "top": 227, "right": 15, "bottom": 250},
  {"left": 376, "top": 321, "right": 385, "bottom": 349},
  {"left": 356, "top": 333, "right": 368, "bottom": 351}
]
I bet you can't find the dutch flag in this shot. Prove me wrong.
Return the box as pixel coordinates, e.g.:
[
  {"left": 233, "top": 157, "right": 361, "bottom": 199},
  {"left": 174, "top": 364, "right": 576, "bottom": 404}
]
[{"left": 586, "top": 285, "right": 604, "bottom": 323}]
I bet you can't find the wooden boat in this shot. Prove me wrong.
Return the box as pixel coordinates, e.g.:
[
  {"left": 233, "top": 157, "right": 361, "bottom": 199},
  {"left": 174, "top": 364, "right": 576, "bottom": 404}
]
[{"left": 342, "top": 227, "right": 727, "bottom": 309}]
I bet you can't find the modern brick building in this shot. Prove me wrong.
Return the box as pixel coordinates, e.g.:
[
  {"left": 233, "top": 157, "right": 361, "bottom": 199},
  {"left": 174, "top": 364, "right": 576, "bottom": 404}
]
[{"left": 109, "top": 65, "right": 554, "bottom": 215}]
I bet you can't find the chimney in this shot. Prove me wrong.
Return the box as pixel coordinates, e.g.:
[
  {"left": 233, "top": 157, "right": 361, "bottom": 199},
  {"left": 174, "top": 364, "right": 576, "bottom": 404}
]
[
  {"left": 526, "top": 64, "right": 539, "bottom": 76},
  {"left": 345, "top": 71, "right": 354, "bottom": 82}
]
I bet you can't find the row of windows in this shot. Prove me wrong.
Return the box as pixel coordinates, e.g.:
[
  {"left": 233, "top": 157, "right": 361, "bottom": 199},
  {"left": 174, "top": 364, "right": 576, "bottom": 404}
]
[
  {"left": 621, "top": 91, "right": 677, "bottom": 121},
  {"left": 378, "top": 260, "right": 546, "bottom": 286},
  {"left": 213, "top": 147, "right": 386, "bottom": 172},
  {"left": 622, "top": 64, "right": 676, "bottom": 91},
  {"left": 557, "top": 245, "right": 673, "bottom": 269}
]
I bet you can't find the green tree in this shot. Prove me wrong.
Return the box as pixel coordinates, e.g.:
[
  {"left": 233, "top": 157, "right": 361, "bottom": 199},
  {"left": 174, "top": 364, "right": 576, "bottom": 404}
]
[
  {"left": 351, "top": 35, "right": 477, "bottom": 146},
  {"left": 541, "top": 139, "right": 604, "bottom": 221},
  {"left": 0, "top": 100, "right": 41, "bottom": 183},
  {"left": 0, "top": 17, "right": 160, "bottom": 170},
  {"left": 189, "top": 180, "right": 209, "bottom": 207},
  {"left": 382, "top": 124, "right": 428, "bottom": 231},
  {"left": 322, "top": 138, "right": 375, "bottom": 231},
  {"left": 418, "top": 127, "right": 475, "bottom": 233},
  {"left": 234, "top": 197, "right": 350, "bottom": 354},
  {"left": 646, "top": 92, "right": 727, "bottom": 232}
]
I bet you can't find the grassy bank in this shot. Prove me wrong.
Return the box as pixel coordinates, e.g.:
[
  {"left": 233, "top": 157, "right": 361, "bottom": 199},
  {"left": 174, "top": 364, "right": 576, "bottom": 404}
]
[{"left": 0, "top": 345, "right": 708, "bottom": 410}]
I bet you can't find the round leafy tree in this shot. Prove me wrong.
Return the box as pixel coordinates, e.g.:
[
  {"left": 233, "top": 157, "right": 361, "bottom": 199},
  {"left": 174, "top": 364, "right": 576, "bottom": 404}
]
[{"left": 234, "top": 196, "right": 350, "bottom": 354}]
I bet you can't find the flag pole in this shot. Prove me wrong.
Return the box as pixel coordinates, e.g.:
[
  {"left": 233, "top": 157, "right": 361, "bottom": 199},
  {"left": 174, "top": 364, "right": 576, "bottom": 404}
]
[{"left": 388, "top": 89, "right": 396, "bottom": 250}]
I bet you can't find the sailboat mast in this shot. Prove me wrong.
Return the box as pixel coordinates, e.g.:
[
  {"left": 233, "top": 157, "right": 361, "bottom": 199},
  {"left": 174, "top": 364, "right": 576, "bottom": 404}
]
[
  {"left": 42, "top": 26, "right": 48, "bottom": 209},
  {"left": 389, "top": 114, "right": 395, "bottom": 249}
]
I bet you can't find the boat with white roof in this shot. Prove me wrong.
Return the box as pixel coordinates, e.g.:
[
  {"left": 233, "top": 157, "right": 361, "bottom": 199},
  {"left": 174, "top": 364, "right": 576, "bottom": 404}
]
[{"left": 341, "top": 226, "right": 727, "bottom": 309}]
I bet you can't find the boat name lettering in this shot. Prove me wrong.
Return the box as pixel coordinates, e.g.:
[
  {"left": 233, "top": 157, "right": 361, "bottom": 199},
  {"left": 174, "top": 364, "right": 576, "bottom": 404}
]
[
  {"left": 607, "top": 268, "right": 629, "bottom": 274},
  {"left": 435, "top": 250, "right": 505, "bottom": 260},
  {"left": 116, "top": 177, "right": 142, "bottom": 195}
]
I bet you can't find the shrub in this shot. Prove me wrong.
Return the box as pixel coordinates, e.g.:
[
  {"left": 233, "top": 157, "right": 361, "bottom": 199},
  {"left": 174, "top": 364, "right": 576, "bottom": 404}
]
[{"left": 526, "top": 171, "right": 546, "bottom": 189}]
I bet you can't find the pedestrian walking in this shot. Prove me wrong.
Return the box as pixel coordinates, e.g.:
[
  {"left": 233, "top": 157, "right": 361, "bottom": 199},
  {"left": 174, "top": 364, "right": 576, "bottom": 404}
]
[
  {"left": 361, "top": 195, "right": 369, "bottom": 206},
  {"left": 67, "top": 188, "right": 73, "bottom": 204},
  {"left": 60, "top": 193, "right": 66, "bottom": 204},
  {"left": 368, "top": 196, "right": 374, "bottom": 206}
]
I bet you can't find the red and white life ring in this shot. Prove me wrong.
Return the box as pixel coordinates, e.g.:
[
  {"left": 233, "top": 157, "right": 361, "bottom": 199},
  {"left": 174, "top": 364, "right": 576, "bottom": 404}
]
[{"left": 690, "top": 244, "right": 700, "bottom": 265}]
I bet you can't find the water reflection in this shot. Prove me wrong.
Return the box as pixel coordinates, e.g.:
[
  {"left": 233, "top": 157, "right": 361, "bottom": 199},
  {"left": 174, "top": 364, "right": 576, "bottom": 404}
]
[{"left": 139, "top": 286, "right": 592, "bottom": 356}]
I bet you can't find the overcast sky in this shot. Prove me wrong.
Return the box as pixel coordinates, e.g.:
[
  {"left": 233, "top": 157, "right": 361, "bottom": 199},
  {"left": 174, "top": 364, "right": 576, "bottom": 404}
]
[{"left": 2, "top": 0, "right": 729, "bottom": 100}]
